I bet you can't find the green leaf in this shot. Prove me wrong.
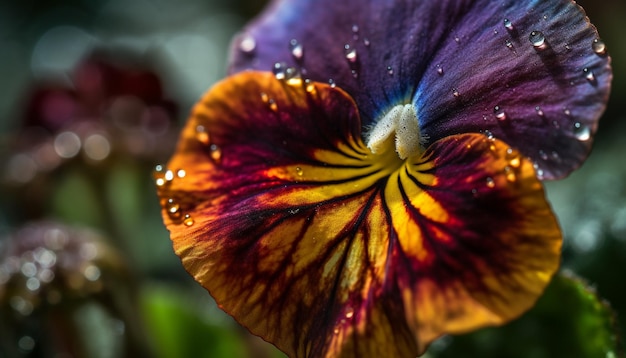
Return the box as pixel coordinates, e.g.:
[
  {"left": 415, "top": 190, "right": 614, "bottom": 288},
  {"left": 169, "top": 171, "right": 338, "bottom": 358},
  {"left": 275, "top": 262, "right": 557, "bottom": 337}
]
[
  {"left": 140, "top": 285, "right": 286, "bottom": 358},
  {"left": 426, "top": 272, "right": 622, "bottom": 358}
]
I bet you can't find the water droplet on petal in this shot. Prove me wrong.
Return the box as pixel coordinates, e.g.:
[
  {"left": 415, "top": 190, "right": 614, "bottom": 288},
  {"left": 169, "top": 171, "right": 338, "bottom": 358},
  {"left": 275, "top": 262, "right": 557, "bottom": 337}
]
[
  {"left": 452, "top": 88, "right": 460, "bottom": 97},
  {"left": 563, "top": 108, "right": 571, "bottom": 116},
  {"left": 387, "top": 66, "right": 393, "bottom": 75},
  {"left": 304, "top": 79, "right": 316, "bottom": 93},
  {"left": 289, "top": 39, "right": 303, "bottom": 60},
  {"left": 183, "top": 214, "right": 195, "bottom": 227},
  {"left": 345, "top": 306, "right": 354, "bottom": 319},
  {"left": 539, "top": 150, "right": 548, "bottom": 160},
  {"left": 592, "top": 38, "right": 606, "bottom": 55},
  {"left": 504, "top": 166, "right": 517, "bottom": 182},
  {"left": 503, "top": 18, "right": 513, "bottom": 30},
  {"left": 328, "top": 79, "right": 336, "bottom": 88},
  {"left": 363, "top": 38, "right": 370, "bottom": 47},
  {"left": 533, "top": 163, "right": 545, "bottom": 179},
  {"left": 535, "top": 106, "right": 544, "bottom": 117},
  {"left": 239, "top": 34, "right": 256, "bottom": 54},
  {"left": 273, "top": 62, "right": 288, "bottom": 80},
  {"left": 573, "top": 122, "right": 591, "bottom": 141},
  {"left": 195, "top": 125, "right": 210, "bottom": 145},
  {"left": 295, "top": 167, "right": 303, "bottom": 176},
  {"left": 176, "top": 169, "right": 186, "bottom": 178},
  {"left": 351, "top": 69, "right": 358, "bottom": 78},
  {"left": 344, "top": 44, "right": 358, "bottom": 63},
  {"left": 484, "top": 130, "right": 495, "bottom": 140},
  {"left": 583, "top": 67, "right": 596, "bottom": 83},
  {"left": 268, "top": 98, "right": 278, "bottom": 112},
  {"left": 166, "top": 198, "right": 181, "bottom": 216},
  {"left": 260, "top": 92, "right": 269, "bottom": 103},
  {"left": 352, "top": 24, "right": 359, "bottom": 33},
  {"left": 486, "top": 177, "right": 495, "bottom": 188},
  {"left": 494, "top": 105, "right": 507, "bottom": 122},
  {"left": 529, "top": 30, "right": 546, "bottom": 49},
  {"left": 436, "top": 64, "right": 443, "bottom": 75},
  {"left": 209, "top": 144, "right": 222, "bottom": 163}
]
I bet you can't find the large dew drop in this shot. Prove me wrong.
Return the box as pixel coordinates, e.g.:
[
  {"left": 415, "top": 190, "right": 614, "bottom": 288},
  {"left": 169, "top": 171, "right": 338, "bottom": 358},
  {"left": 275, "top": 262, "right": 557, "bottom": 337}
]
[
  {"left": 573, "top": 122, "right": 591, "bottom": 141},
  {"left": 503, "top": 18, "right": 513, "bottom": 30},
  {"left": 592, "top": 38, "right": 606, "bottom": 55},
  {"left": 239, "top": 34, "right": 256, "bottom": 54},
  {"left": 289, "top": 39, "right": 303, "bottom": 60},
  {"left": 529, "top": 31, "right": 546, "bottom": 49}
]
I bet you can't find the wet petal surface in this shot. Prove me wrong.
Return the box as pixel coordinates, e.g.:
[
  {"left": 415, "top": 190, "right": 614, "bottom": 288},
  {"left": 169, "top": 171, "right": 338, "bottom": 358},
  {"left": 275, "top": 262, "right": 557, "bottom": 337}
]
[
  {"left": 229, "top": 0, "right": 611, "bottom": 179},
  {"left": 158, "top": 72, "right": 562, "bottom": 357}
]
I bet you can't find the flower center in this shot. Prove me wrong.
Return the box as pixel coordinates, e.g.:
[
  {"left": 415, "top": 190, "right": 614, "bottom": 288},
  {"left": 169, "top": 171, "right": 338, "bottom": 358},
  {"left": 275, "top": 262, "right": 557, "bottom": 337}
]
[{"left": 366, "top": 104, "right": 424, "bottom": 159}]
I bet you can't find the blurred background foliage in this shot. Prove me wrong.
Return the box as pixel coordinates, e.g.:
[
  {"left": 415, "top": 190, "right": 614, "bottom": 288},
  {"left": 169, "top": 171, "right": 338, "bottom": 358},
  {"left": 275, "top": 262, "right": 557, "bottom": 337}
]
[{"left": 0, "top": 0, "right": 623, "bottom": 357}]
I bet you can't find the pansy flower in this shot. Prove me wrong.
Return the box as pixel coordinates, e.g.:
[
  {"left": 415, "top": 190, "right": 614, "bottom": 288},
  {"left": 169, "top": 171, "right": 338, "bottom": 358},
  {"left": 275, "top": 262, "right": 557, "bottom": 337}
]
[{"left": 157, "top": 0, "right": 611, "bottom": 357}]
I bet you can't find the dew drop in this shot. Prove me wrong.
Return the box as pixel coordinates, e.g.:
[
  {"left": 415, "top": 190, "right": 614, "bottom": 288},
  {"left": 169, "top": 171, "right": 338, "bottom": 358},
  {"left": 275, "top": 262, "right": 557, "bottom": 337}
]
[
  {"left": 195, "top": 125, "right": 210, "bottom": 145},
  {"left": 529, "top": 30, "right": 546, "bottom": 49},
  {"left": 166, "top": 198, "right": 180, "bottom": 215},
  {"left": 452, "top": 88, "right": 460, "bottom": 97},
  {"left": 289, "top": 39, "right": 303, "bottom": 60},
  {"left": 333, "top": 327, "right": 340, "bottom": 335},
  {"left": 352, "top": 24, "right": 359, "bottom": 33},
  {"left": 295, "top": 166, "right": 303, "bottom": 176},
  {"left": 494, "top": 105, "right": 507, "bottom": 121},
  {"left": 164, "top": 170, "right": 174, "bottom": 182},
  {"left": 268, "top": 98, "right": 278, "bottom": 112},
  {"left": 503, "top": 18, "right": 513, "bottom": 30},
  {"left": 273, "top": 62, "right": 288, "bottom": 80},
  {"left": 504, "top": 166, "right": 517, "bottom": 182},
  {"left": 573, "top": 122, "right": 591, "bottom": 141},
  {"left": 363, "top": 38, "right": 370, "bottom": 47},
  {"left": 535, "top": 106, "right": 544, "bottom": 117},
  {"left": 539, "top": 150, "right": 548, "bottom": 160},
  {"left": 533, "top": 162, "right": 545, "bottom": 179},
  {"left": 209, "top": 144, "right": 222, "bottom": 163},
  {"left": 485, "top": 177, "right": 495, "bottom": 188},
  {"left": 583, "top": 67, "right": 596, "bottom": 83},
  {"left": 484, "top": 130, "right": 495, "bottom": 140},
  {"left": 387, "top": 66, "right": 394, "bottom": 75},
  {"left": 176, "top": 169, "right": 186, "bottom": 178},
  {"left": 351, "top": 69, "right": 358, "bottom": 78},
  {"left": 260, "top": 92, "right": 269, "bottom": 103},
  {"left": 592, "top": 38, "right": 606, "bottom": 55},
  {"left": 183, "top": 214, "right": 195, "bottom": 227},
  {"left": 436, "top": 64, "right": 443, "bottom": 75},
  {"left": 304, "top": 79, "right": 316, "bottom": 93},
  {"left": 239, "top": 34, "right": 256, "bottom": 54},
  {"left": 563, "top": 108, "right": 571, "bottom": 116},
  {"left": 505, "top": 39, "right": 513, "bottom": 49},
  {"left": 328, "top": 79, "right": 336, "bottom": 88},
  {"left": 454, "top": 36, "right": 460, "bottom": 43},
  {"left": 345, "top": 306, "right": 354, "bottom": 319},
  {"left": 344, "top": 44, "right": 358, "bottom": 63}
]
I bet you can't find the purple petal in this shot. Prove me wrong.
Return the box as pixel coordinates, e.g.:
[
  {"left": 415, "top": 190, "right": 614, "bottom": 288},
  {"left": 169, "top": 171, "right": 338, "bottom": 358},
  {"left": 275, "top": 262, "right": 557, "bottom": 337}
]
[{"left": 229, "top": 0, "right": 611, "bottom": 180}]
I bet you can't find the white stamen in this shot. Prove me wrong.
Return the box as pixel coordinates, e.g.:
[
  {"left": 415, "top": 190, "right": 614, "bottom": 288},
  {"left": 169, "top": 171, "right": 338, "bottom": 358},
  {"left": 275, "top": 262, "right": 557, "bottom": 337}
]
[{"left": 367, "top": 104, "right": 423, "bottom": 159}]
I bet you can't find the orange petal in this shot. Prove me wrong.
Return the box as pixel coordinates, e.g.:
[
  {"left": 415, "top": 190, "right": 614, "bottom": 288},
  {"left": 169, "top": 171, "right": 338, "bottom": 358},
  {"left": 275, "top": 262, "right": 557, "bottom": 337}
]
[{"left": 156, "top": 71, "right": 561, "bottom": 357}]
